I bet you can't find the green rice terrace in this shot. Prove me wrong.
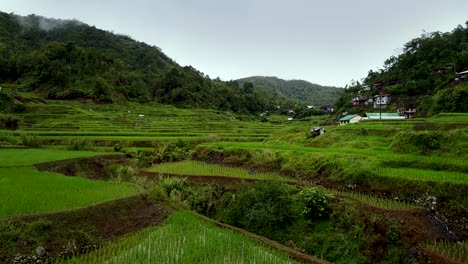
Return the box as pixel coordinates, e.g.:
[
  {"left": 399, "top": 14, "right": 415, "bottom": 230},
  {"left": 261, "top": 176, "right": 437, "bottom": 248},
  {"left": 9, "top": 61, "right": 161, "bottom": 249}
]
[{"left": 1, "top": 98, "right": 468, "bottom": 264}]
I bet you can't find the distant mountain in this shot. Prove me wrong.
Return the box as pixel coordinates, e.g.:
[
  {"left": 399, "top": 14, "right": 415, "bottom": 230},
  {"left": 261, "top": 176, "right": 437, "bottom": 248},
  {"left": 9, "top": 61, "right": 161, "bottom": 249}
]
[
  {"left": 0, "top": 12, "right": 292, "bottom": 113},
  {"left": 237, "top": 76, "right": 343, "bottom": 106}
]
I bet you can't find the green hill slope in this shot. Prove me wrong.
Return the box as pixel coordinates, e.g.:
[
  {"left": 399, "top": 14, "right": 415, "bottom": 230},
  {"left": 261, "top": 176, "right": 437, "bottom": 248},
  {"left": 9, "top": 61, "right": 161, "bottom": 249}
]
[
  {"left": 0, "top": 12, "right": 290, "bottom": 113},
  {"left": 237, "top": 76, "right": 343, "bottom": 106},
  {"left": 335, "top": 22, "right": 468, "bottom": 115}
]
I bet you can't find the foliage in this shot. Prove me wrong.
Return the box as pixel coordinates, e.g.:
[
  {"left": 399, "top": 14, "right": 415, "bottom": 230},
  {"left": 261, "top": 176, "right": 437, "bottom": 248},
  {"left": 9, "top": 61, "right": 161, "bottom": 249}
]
[
  {"left": 238, "top": 76, "right": 343, "bottom": 107},
  {"left": 0, "top": 114, "right": 19, "bottom": 130},
  {"left": 158, "top": 177, "right": 188, "bottom": 197},
  {"left": 222, "top": 181, "right": 299, "bottom": 235},
  {"left": 336, "top": 22, "right": 468, "bottom": 114},
  {"left": 0, "top": 12, "right": 294, "bottom": 114},
  {"left": 20, "top": 134, "right": 42, "bottom": 148},
  {"left": 299, "top": 187, "right": 333, "bottom": 220}
]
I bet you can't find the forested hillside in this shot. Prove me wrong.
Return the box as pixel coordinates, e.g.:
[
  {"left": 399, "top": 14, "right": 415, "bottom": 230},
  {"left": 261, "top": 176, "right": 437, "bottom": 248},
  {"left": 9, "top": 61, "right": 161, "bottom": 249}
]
[
  {"left": 0, "top": 12, "right": 290, "bottom": 113},
  {"left": 237, "top": 76, "right": 343, "bottom": 106},
  {"left": 336, "top": 22, "right": 468, "bottom": 115}
]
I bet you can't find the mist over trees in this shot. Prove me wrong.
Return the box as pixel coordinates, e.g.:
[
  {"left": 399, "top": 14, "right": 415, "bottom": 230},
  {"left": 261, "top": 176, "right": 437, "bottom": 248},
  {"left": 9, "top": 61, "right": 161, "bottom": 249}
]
[{"left": 0, "top": 12, "right": 294, "bottom": 113}]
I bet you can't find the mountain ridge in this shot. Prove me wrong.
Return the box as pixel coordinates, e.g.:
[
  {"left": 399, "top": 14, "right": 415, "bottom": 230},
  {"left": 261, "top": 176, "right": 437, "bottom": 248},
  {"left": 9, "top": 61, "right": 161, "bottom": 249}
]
[{"left": 237, "top": 76, "right": 343, "bottom": 107}]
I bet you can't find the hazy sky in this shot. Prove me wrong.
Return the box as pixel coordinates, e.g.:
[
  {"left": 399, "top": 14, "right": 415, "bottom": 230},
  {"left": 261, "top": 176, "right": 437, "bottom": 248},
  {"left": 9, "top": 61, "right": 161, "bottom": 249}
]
[{"left": 1, "top": 0, "right": 467, "bottom": 87}]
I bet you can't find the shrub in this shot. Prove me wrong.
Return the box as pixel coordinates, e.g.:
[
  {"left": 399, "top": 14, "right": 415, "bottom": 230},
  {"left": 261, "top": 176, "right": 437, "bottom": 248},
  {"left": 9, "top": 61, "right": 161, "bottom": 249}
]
[
  {"left": 185, "top": 185, "right": 217, "bottom": 215},
  {"left": 113, "top": 165, "right": 137, "bottom": 182},
  {"left": 0, "top": 114, "right": 19, "bottom": 130},
  {"left": 160, "top": 141, "right": 190, "bottom": 162},
  {"left": 299, "top": 187, "right": 333, "bottom": 220},
  {"left": 66, "top": 138, "right": 92, "bottom": 151},
  {"left": 20, "top": 134, "right": 42, "bottom": 148},
  {"left": 159, "top": 177, "right": 188, "bottom": 197},
  {"left": 222, "top": 181, "right": 298, "bottom": 235}
]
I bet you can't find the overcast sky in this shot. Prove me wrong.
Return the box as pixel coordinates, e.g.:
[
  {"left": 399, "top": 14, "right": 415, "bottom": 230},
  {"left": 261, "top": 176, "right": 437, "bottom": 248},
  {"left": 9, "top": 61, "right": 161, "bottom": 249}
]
[{"left": 1, "top": 0, "right": 467, "bottom": 87}]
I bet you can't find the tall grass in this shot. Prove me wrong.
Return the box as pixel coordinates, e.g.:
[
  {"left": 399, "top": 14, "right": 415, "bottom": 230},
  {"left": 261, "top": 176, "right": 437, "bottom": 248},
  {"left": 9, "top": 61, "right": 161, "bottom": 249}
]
[
  {"left": 0, "top": 167, "right": 137, "bottom": 218},
  {"left": 148, "top": 160, "right": 292, "bottom": 182},
  {"left": 331, "top": 190, "right": 422, "bottom": 210},
  {"left": 56, "top": 211, "right": 297, "bottom": 264},
  {"left": 377, "top": 167, "right": 468, "bottom": 184},
  {"left": 424, "top": 240, "right": 468, "bottom": 264}
]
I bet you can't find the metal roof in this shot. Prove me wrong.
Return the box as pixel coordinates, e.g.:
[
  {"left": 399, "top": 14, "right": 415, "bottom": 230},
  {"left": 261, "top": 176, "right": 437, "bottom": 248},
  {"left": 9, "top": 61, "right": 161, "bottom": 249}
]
[
  {"left": 339, "top": 114, "right": 360, "bottom": 121},
  {"left": 364, "top": 113, "right": 405, "bottom": 120}
]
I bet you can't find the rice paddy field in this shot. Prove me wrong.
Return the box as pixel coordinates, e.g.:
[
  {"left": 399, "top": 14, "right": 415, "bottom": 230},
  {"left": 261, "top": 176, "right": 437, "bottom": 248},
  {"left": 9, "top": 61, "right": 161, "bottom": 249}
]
[
  {"left": 0, "top": 99, "right": 282, "bottom": 147},
  {"left": 148, "top": 160, "right": 292, "bottom": 182},
  {"left": 56, "top": 211, "right": 298, "bottom": 264},
  {"left": 331, "top": 190, "right": 422, "bottom": 210},
  {"left": 0, "top": 149, "right": 138, "bottom": 218}
]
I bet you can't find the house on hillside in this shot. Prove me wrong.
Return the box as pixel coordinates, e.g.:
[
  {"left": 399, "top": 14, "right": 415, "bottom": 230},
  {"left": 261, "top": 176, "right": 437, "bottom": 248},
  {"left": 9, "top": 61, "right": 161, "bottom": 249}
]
[
  {"left": 398, "top": 98, "right": 417, "bottom": 118},
  {"left": 339, "top": 114, "right": 362, "bottom": 125},
  {"left": 363, "top": 113, "right": 405, "bottom": 120},
  {"left": 373, "top": 94, "right": 390, "bottom": 109},
  {"left": 352, "top": 96, "right": 367, "bottom": 107}
]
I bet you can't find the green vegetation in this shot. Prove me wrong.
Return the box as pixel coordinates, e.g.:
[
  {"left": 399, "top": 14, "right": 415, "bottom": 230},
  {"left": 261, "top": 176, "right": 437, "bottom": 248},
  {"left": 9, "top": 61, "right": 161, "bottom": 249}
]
[
  {"left": 57, "top": 210, "right": 297, "bottom": 264},
  {"left": 332, "top": 190, "right": 422, "bottom": 210},
  {"left": 0, "top": 167, "right": 137, "bottom": 218},
  {"left": 238, "top": 76, "right": 343, "bottom": 107},
  {"left": 148, "top": 160, "right": 291, "bottom": 181},
  {"left": 377, "top": 167, "right": 468, "bottom": 184},
  {"left": 0, "top": 12, "right": 295, "bottom": 113},
  {"left": 336, "top": 22, "right": 468, "bottom": 115},
  {"left": 425, "top": 240, "right": 468, "bottom": 264},
  {"left": 0, "top": 149, "right": 106, "bottom": 167}
]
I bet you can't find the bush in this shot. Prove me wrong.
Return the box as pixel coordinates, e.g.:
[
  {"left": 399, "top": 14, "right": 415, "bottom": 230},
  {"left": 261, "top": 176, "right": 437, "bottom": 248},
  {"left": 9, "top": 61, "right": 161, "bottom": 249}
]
[
  {"left": 159, "top": 141, "right": 190, "bottom": 162},
  {"left": 0, "top": 114, "right": 19, "bottom": 130},
  {"left": 20, "top": 134, "right": 42, "bottom": 148},
  {"left": 222, "top": 181, "right": 298, "bottom": 235},
  {"left": 66, "top": 138, "right": 92, "bottom": 151},
  {"left": 299, "top": 187, "right": 333, "bottom": 220},
  {"left": 185, "top": 185, "right": 217, "bottom": 215},
  {"left": 159, "top": 177, "right": 188, "bottom": 197}
]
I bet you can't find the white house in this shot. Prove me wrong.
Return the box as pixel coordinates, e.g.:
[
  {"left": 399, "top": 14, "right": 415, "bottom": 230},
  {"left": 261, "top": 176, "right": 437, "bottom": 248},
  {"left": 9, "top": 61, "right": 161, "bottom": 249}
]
[
  {"left": 373, "top": 94, "right": 390, "bottom": 109},
  {"left": 339, "top": 114, "right": 362, "bottom": 125}
]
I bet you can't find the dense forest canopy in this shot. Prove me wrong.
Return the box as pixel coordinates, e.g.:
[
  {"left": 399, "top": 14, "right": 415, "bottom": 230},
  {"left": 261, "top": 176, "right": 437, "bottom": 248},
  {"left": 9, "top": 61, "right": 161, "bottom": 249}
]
[
  {"left": 0, "top": 12, "right": 301, "bottom": 113},
  {"left": 237, "top": 76, "right": 343, "bottom": 107},
  {"left": 336, "top": 22, "right": 468, "bottom": 115}
]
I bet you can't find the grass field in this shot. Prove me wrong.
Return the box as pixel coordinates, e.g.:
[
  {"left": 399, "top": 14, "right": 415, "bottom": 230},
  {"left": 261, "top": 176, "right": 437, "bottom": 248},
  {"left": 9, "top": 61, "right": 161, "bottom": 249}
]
[
  {"left": 0, "top": 167, "right": 138, "bottom": 218},
  {"left": 148, "top": 160, "right": 292, "bottom": 182},
  {"left": 57, "top": 210, "right": 297, "bottom": 264},
  {"left": 0, "top": 149, "right": 107, "bottom": 167},
  {"left": 0, "top": 149, "right": 138, "bottom": 218}
]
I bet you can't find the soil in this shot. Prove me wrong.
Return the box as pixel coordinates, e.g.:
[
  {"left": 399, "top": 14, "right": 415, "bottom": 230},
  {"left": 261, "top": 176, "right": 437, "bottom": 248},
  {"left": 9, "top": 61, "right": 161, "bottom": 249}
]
[{"left": 1, "top": 194, "right": 172, "bottom": 263}]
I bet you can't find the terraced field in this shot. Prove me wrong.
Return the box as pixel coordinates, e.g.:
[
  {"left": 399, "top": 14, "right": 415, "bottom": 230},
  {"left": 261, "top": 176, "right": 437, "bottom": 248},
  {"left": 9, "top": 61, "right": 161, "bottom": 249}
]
[
  {"left": 1, "top": 99, "right": 281, "bottom": 148},
  {"left": 0, "top": 149, "right": 138, "bottom": 217},
  {"left": 58, "top": 211, "right": 302, "bottom": 264}
]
